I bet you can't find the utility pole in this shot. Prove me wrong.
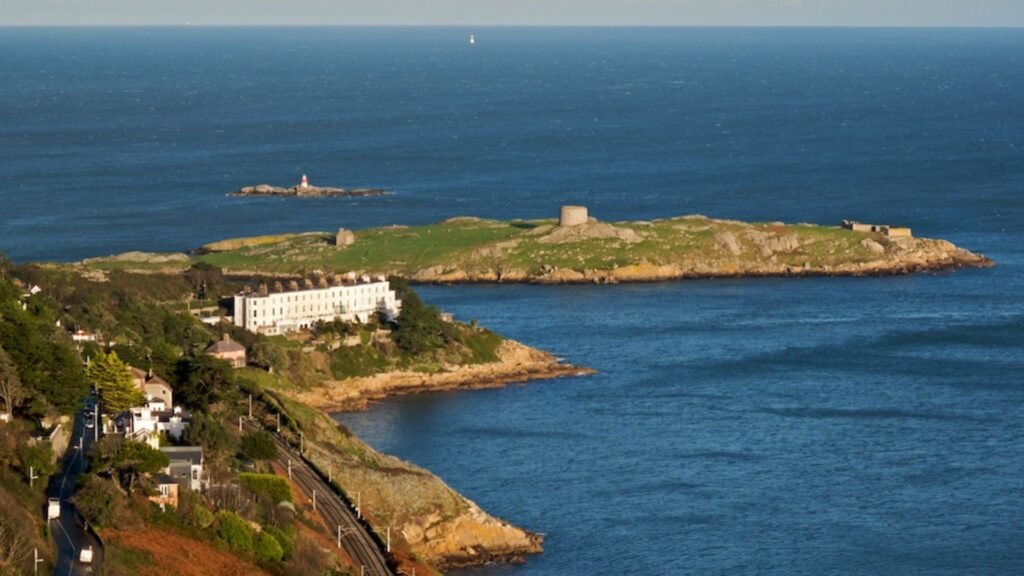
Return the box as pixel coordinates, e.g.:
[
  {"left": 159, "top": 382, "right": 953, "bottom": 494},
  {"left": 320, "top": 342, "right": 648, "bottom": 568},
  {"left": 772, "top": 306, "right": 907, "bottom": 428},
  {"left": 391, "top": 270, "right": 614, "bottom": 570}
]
[
  {"left": 238, "top": 416, "right": 243, "bottom": 432},
  {"left": 94, "top": 401, "right": 100, "bottom": 442},
  {"left": 276, "top": 413, "right": 280, "bottom": 433},
  {"left": 299, "top": 432, "right": 304, "bottom": 455},
  {"left": 337, "top": 525, "right": 341, "bottom": 549},
  {"left": 29, "top": 466, "right": 38, "bottom": 489},
  {"left": 34, "top": 548, "right": 43, "bottom": 575},
  {"left": 287, "top": 459, "right": 292, "bottom": 480},
  {"left": 356, "top": 491, "right": 361, "bottom": 519},
  {"left": 248, "top": 394, "right": 252, "bottom": 418},
  {"left": 386, "top": 526, "right": 391, "bottom": 553},
  {"left": 312, "top": 490, "right": 316, "bottom": 512},
  {"left": 329, "top": 464, "right": 332, "bottom": 484}
]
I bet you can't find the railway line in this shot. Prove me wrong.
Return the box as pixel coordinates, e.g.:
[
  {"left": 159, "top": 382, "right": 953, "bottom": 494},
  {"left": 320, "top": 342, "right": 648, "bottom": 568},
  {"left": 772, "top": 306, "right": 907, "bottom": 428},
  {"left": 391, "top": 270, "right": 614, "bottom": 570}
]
[{"left": 244, "top": 420, "right": 393, "bottom": 576}]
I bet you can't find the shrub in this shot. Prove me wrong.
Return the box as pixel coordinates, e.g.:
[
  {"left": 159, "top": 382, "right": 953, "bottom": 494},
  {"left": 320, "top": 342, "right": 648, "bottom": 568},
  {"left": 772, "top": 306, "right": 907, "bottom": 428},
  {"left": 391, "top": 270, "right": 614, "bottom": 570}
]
[
  {"left": 216, "top": 511, "right": 254, "bottom": 553},
  {"left": 253, "top": 531, "right": 285, "bottom": 563},
  {"left": 262, "top": 526, "right": 293, "bottom": 560},
  {"left": 238, "top": 473, "right": 292, "bottom": 503},
  {"left": 190, "top": 503, "right": 215, "bottom": 529}
]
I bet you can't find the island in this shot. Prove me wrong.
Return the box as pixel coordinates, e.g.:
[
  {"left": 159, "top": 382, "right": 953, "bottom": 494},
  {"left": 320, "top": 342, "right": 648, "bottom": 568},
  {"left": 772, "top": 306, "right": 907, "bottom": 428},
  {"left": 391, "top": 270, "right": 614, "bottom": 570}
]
[
  {"left": 231, "top": 174, "right": 387, "bottom": 198},
  {"left": 83, "top": 205, "right": 993, "bottom": 280}
]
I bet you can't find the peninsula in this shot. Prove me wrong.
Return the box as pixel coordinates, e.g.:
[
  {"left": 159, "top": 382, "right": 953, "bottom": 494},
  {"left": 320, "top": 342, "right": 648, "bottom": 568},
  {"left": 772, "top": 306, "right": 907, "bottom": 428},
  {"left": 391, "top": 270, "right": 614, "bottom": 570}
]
[
  {"left": 231, "top": 174, "right": 386, "bottom": 198},
  {"left": 84, "top": 206, "right": 993, "bottom": 281}
]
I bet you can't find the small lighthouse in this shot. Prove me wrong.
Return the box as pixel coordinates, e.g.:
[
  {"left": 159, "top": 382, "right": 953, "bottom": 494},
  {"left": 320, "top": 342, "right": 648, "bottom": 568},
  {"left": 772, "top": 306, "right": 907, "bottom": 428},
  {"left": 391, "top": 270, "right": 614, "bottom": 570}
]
[{"left": 300, "top": 174, "right": 309, "bottom": 189}]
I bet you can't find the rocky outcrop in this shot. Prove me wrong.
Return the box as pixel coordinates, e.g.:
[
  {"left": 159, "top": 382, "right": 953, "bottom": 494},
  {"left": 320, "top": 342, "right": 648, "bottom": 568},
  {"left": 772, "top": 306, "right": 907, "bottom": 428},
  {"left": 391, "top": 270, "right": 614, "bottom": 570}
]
[
  {"left": 231, "top": 184, "right": 386, "bottom": 198},
  {"left": 291, "top": 340, "right": 593, "bottom": 412}
]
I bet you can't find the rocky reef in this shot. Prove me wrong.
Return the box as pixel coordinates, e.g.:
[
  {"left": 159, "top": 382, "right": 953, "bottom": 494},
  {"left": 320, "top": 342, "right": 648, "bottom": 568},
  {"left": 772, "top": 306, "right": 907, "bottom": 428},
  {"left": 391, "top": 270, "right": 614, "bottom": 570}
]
[{"left": 231, "top": 183, "right": 386, "bottom": 198}]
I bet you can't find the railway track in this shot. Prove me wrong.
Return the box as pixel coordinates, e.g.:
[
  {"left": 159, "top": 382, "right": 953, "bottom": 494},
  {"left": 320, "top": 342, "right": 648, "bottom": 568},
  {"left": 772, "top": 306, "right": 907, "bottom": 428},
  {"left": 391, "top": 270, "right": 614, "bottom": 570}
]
[{"left": 244, "top": 420, "right": 393, "bottom": 576}]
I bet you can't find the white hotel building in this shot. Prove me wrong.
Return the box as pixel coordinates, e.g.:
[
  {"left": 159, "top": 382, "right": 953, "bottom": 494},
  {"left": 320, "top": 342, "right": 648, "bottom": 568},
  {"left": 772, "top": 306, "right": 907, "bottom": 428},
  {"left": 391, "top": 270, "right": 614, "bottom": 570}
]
[{"left": 233, "top": 278, "right": 401, "bottom": 335}]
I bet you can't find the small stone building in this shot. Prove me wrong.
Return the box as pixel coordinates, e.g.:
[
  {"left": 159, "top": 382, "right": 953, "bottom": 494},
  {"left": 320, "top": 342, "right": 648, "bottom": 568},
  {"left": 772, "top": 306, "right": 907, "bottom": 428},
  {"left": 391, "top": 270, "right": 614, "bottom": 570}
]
[{"left": 206, "top": 334, "right": 247, "bottom": 368}]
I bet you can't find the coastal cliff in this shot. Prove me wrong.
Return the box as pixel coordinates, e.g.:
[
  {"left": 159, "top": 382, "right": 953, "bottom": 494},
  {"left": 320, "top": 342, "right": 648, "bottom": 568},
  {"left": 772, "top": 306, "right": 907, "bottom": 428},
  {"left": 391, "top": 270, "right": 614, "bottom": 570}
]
[{"left": 295, "top": 404, "right": 546, "bottom": 570}]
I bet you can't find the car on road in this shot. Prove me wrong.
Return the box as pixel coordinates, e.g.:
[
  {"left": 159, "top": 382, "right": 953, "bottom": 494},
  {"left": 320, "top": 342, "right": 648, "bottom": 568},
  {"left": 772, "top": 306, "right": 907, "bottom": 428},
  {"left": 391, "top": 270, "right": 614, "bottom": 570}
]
[
  {"left": 79, "top": 546, "right": 94, "bottom": 564},
  {"left": 85, "top": 417, "right": 94, "bottom": 429},
  {"left": 47, "top": 498, "right": 60, "bottom": 521}
]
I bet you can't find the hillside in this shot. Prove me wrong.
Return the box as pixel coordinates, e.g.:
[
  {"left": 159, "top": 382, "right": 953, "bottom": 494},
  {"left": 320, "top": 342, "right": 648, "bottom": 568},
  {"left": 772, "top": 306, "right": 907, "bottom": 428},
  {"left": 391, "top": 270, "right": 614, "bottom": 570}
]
[{"left": 81, "top": 214, "right": 992, "bottom": 281}]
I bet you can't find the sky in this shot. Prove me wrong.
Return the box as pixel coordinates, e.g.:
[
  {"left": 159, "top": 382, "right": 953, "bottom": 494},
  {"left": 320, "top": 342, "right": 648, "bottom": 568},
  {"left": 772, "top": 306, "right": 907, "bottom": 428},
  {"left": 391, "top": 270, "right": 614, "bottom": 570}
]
[{"left": 2, "top": 0, "right": 1023, "bottom": 27}]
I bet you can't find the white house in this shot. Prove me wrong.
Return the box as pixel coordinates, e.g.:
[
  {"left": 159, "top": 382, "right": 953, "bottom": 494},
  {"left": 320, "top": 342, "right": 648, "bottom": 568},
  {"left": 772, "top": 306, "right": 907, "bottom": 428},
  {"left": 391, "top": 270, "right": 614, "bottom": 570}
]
[
  {"left": 233, "top": 276, "right": 401, "bottom": 335},
  {"left": 123, "top": 405, "right": 190, "bottom": 450}
]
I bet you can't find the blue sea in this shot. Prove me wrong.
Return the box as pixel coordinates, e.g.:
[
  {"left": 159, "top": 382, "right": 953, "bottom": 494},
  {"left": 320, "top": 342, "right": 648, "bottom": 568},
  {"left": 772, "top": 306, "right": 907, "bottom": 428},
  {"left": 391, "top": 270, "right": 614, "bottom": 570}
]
[{"left": 2, "top": 27, "right": 1022, "bottom": 575}]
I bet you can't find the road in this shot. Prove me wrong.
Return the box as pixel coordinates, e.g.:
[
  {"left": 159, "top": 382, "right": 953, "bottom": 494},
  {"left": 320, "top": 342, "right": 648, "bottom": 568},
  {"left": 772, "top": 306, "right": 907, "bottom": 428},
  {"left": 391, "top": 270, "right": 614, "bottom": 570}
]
[
  {"left": 47, "top": 405, "right": 104, "bottom": 576},
  {"left": 245, "top": 420, "right": 393, "bottom": 576}
]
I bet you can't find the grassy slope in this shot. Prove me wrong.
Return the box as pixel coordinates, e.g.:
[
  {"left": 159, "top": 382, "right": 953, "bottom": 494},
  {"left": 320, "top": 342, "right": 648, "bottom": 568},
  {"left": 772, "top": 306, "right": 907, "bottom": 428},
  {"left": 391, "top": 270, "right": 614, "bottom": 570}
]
[{"left": 83, "top": 216, "right": 893, "bottom": 276}]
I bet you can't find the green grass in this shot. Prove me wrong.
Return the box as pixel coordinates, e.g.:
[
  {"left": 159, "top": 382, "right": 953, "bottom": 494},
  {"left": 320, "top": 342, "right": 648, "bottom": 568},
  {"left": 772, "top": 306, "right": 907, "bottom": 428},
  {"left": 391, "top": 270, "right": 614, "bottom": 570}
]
[{"left": 79, "top": 214, "right": 919, "bottom": 278}]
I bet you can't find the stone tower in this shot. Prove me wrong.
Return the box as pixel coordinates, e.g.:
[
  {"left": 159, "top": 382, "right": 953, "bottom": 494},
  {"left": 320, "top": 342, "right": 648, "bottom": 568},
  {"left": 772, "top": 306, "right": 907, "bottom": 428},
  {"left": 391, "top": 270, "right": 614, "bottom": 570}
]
[{"left": 559, "top": 205, "right": 588, "bottom": 227}]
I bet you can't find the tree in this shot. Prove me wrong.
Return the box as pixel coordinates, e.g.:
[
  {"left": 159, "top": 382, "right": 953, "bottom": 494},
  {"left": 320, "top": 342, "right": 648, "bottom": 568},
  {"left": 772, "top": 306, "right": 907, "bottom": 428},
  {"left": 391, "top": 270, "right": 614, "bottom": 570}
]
[
  {"left": 392, "top": 288, "right": 456, "bottom": 356},
  {"left": 239, "top": 431, "right": 277, "bottom": 462},
  {"left": 182, "top": 411, "right": 231, "bottom": 455},
  {"left": 73, "top": 475, "right": 122, "bottom": 527},
  {"left": 93, "top": 438, "right": 169, "bottom": 494},
  {"left": 174, "top": 354, "right": 234, "bottom": 409},
  {"left": 89, "top": 350, "right": 144, "bottom": 415},
  {"left": 0, "top": 345, "right": 24, "bottom": 420},
  {"left": 16, "top": 442, "right": 54, "bottom": 488}
]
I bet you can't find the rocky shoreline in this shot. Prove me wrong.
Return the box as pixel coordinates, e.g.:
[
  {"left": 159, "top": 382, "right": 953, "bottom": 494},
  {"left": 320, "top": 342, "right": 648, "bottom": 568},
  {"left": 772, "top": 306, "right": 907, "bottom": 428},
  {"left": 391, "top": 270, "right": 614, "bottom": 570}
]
[
  {"left": 231, "top": 183, "right": 386, "bottom": 198},
  {"left": 291, "top": 340, "right": 594, "bottom": 413},
  {"left": 407, "top": 244, "right": 993, "bottom": 284}
]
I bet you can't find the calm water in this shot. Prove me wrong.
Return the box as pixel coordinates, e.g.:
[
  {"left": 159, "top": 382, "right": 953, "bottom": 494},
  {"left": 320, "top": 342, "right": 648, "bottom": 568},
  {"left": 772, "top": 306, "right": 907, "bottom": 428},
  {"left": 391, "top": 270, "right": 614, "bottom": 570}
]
[{"left": 2, "top": 27, "right": 1022, "bottom": 575}]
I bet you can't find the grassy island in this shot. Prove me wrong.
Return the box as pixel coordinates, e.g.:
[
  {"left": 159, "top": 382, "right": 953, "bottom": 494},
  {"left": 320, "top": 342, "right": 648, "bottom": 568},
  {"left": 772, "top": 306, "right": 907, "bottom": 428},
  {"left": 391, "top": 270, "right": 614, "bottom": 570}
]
[{"left": 83, "top": 213, "right": 992, "bottom": 282}]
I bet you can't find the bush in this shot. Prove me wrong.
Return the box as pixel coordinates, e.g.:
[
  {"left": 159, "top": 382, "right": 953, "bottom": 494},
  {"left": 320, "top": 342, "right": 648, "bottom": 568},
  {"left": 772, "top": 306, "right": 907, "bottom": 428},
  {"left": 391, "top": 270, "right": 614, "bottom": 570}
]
[
  {"left": 262, "top": 526, "right": 293, "bottom": 560},
  {"left": 254, "top": 531, "right": 285, "bottom": 563},
  {"left": 239, "top": 431, "right": 277, "bottom": 462},
  {"left": 238, "top": 473, "right": 292, "bottom": 503},
  {"left": 190, "top": 503, "right": 215, "bottom": 529},
  {"left": 216, "top": 511, "right": 254, "bottom": 553}
]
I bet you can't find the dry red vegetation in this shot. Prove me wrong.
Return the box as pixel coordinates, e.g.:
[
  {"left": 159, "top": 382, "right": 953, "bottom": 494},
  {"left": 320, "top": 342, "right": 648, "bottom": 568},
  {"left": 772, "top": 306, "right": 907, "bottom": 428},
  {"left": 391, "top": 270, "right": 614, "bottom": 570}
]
[{"left": 105, "top": 529, "right": 272, "bottom": 576}]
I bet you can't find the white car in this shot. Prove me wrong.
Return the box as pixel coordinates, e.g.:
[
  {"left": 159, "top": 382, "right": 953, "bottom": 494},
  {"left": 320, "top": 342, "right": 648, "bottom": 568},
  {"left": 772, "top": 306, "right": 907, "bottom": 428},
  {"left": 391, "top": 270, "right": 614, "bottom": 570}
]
[
  {"left": 47, "top": 498, "right": 60, "bottom": 521},
  {"left": 79, "top": 546, "right": 93, "bottom": 564}
]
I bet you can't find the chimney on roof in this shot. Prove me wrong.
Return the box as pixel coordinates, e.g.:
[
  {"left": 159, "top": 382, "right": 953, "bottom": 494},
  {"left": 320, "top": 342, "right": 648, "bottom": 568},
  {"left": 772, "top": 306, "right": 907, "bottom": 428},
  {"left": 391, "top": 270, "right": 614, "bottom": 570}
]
[
  {"left": 318, "top": 277, "right": 328, "bottom": 288},
  {"left": 222, "top": 333, "right": 231, "bottom": 342},
  {"left": 303, "top": 278, "right": 314, "bottom": 289},
  {"left": 274, "top": 281, "right": 284, "bottom": 293},
  {"left": 288, "top": 280, "right": 299, "bottom": 291},
  {"left": 258, "top": 283, "right": 268, "bottom": 296}
]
